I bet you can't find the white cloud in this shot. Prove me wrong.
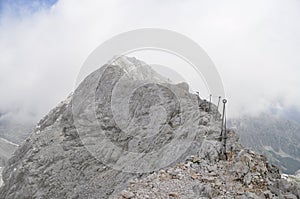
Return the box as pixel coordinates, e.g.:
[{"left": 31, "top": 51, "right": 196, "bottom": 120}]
[{"left": 0, "top": 0, "right": 300, "bottom": 123}]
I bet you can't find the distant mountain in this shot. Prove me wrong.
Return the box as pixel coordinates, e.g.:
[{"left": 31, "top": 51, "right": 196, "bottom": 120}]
[
  {"left": 0, "top": 114, "right": 33, "bottom": 168},
  {"left": 0, "top": 137, "right": 18, "bottom": 167},
  {"left": 0, "top": 120, "right": 33, "bottom": 144},
  {"left": 229, "top": 113, "right": 300, "bottom": 174},
  {"left": 280, "top": 107, "right": 300, "bottom": 124}
]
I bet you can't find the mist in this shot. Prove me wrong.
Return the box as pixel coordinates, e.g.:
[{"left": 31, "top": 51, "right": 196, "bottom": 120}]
[{"left": 0, "top": 0, "right": 300, "bottom": 124}]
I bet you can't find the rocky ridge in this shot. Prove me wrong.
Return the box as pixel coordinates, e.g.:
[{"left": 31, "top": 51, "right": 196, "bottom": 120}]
[
  {"left": 0, "top": 56, "right": 299, "bottom": 198},
  {"left": 115, "top": 148, "right": 300, "bottom": 198}
]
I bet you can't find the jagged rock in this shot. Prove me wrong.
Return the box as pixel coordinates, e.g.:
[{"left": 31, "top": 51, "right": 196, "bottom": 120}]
[
  {"left": 198, "top": 184, "right": 212, "bottom": 198},
  {"left": 112, "top": 137, "right": 300, "bottom": 198},
  {"left": 121, "top": 190, "right": 135, "bottom": 198},
  {"left": 113, "top": 151, "right": 300, "bottom": 198},
  {"left": 243, "top": 173, "right": 252, "bottom": 185},
  {"left": 198, "top": 139, "right": 221, "bottom": 164}
]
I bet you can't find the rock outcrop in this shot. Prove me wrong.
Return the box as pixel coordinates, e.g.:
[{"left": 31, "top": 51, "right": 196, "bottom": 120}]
[
  {"left": 0, "top": 56, "right": 299, "bottom": 198},
  {"left": 113, "top": 147, "right": 300, "bottom": 198}
]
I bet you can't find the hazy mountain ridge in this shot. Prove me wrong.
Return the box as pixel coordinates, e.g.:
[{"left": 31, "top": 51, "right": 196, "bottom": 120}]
[
  {"left": 0, "top": 121, "right": 33, "bottom": 144},
  {"left": 229, "top": 113, "right": 300, "bottom": 175},
  {"left": 0, "top": 119, "right": 32, "bottom": 168},
  {"left": 0, "top": 137, "right": 18, "bottom": 167}
]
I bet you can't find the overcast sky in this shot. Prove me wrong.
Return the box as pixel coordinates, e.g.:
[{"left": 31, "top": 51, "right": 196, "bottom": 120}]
[{"left": 0, "top": 0, "right": 300, "bottom": 124}]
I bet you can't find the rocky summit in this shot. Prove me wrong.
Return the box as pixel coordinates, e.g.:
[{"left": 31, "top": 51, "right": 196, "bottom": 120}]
[{"left": 0, "top": 56, "right": 299, "bottom": 198}]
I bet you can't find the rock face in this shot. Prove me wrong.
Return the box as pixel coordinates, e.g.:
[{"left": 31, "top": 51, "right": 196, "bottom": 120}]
[
  {"left": 229, "top": 114, "right": 300, "bottom": 174},
  {"left": 0, "top": 56, "right": 299, "bottom": 198}
]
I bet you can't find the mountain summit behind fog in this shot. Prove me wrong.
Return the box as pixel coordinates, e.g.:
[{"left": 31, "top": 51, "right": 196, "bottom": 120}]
[{"left": 0, "top": 56, "right": 299, "bottom": 198}]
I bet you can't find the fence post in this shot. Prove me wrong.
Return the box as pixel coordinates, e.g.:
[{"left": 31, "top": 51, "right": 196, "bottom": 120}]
[
  {"left": 216, "top": 96, "right": 221, "bottom": 118},
  {"left": 209, "top": 94, "right": 212, "bottom": 113},
  {"left": 220, "top": 99, "right": 227, "bottom": 136},
  {"left": 220, "top": 99, "right": 228, "bottom": 160}
]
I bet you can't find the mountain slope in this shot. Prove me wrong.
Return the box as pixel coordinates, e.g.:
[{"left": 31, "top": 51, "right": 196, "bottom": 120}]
[
  {"left": 0, "top": 56, "right": 216, "bottom": 198},
  {"left": 113, "top": 150, "right": 299, "bottom": 198}
]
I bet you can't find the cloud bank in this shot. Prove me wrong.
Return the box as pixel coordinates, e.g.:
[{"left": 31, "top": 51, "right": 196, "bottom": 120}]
[{"left": 0, "top": 0, "right": 300, "bottom": 124}]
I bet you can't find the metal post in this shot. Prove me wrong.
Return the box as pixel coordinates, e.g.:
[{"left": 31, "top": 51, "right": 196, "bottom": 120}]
[
  {"left": 223, "top": 114, "right": 228, "bottom": 160},
  {"left": 216, "top": 96, "right": 221, "bottom": 118},
  {"left": 196, "top": 91, "right": 200, "bottom": 107},
  {"left": 220, "top": 99, "right": 227, "bottom": 136},
  {"left": 220, "top": 99, "right": 228, "bottom": 160},
  {"left": 209, "top": 94, "right": 212, "bottom": 112}
]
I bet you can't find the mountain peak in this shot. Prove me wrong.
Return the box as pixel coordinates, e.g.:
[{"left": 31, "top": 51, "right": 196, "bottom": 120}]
[
  {"left": 0, "top": 57, "right": 299, "bottom": 198},
  {"left": 108, "top": 55, "right": 170, "bottom": 83}
]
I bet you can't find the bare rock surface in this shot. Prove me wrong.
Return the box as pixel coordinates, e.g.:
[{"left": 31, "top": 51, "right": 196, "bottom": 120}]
[
  {"left": 0, "top": 56, "right": 215, "bottom": 198},
  {"left": 113, "top": 147, "right": 300, "bottom": 198}
]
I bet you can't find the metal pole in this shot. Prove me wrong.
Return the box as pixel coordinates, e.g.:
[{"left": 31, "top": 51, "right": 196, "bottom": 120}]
[
  {"left": 216, "top": 96, "right": 221, "bottom": 118},
  {"left": 196, "top": 91, "right": 200, "bottom": 107},
  {"left": 223, "top": 114, "right": 228, "bottom": 160},
  {"left": 220, "top": 99, "right": 228, "bottom": 160},
  {"left": 209, "top": 94, "right": 212, "bottom": 113},
  {"left": 220, "top": 99, "right": 227, "bottom": 136}
]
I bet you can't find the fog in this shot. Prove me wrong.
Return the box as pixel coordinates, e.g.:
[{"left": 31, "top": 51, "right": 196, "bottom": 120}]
[{"left": 0, "top": 0, "right": 300, "bottom": 124}]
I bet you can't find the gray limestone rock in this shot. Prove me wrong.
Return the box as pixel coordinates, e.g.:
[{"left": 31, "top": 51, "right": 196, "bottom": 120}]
[{"left": 0, "top": 56, "right": 222, "bottom": 198}]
